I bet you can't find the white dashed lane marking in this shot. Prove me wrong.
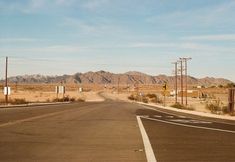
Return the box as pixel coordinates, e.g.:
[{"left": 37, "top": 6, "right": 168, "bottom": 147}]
[
  {"left": 177, "top": 115, "right": 187, "bottom": 118},
  {"left": 169, "top": 119, "right": 212, "bottom": 124},
  {"left": 153, "top": 115, "right": 162, "bottom": 118},
  {"left": 166, "top": 115, "right": 174, "bottom": 118}
]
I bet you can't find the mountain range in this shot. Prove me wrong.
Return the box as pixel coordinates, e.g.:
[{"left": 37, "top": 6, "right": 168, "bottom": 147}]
[{"left": 2, "top": 71, "right": 233, "bottom": 86}]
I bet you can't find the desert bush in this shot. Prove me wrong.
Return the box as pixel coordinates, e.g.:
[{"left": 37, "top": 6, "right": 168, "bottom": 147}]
[
  {"left": 146, "top": 93, "right": 163, "bottom": 104},
  {"left": 146, "top": 93, "right": 157, "bottom": 98},
  {"left": 128, "top": 94, "right": 148, "bottom": 103},
  {"left": 0, "top": 99, "right": 5, "bottom": 105},
  {"left": 171, "top": 103, "right": 195, "bottom": 111},
  {"left": 218, "top": 85, "right": 224, "bottom": 88},
  {"left": 152, "top": 96, "right": 163, "bottom": 104},
  {"left": 222, "top": 106, "right": 229, "bottom": 114},
  {"left": 205, "top": 99, "right": 227, "bottom": 114},
  {"left": 53, "top": 96, "right": 76, "bottom": 102},
  {"left": 11, "top": 98, "right": 28, "bottom": 105},
  {"left": 142, "top": 97, "right": 148, "bottom": 103},
  {"left": 226, "top": 83, "right": 235, "bottom": 88},
  {"left": 171, "top": 103, "right": 185, "bottom": 109},
  {"left": 0, "top": 98, "right": 29, "bottom": 105},
  {"left": 128, "top": 94, "right": 136, "bottom": 101},
  {"left": 77, "top": 98, "right": 85, "bottom": 102},
  {"left": 63, "top": 96, "right": 71, "bottom": 102}
]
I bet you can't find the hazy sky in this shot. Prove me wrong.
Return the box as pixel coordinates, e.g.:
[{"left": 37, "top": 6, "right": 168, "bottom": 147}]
[{"left": 0, "top": 0, "right": 235, "bottom": 81}]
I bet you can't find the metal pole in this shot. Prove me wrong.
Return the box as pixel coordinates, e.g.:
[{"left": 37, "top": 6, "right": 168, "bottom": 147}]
[
  {"left": 228, "top": 89, "right": 235, "bottom": 113},
  {"left": 56, "top": 86, "right": 58, "bottom": 101},
  {"left": 233, "top": 89, "right": 235, "bottom": 113},
  {"left": 5, "top": 57, "right": 8, "bottom": 105},
  {"left": 15, "top": 81, "right": 18, "bottom": 93},
  {"left": 176, "top": 63, "right": 178, "bottom": 103},
  {"left": 172, "top": 62, "right": 178, "bottom": 104},
  {"left": 180, "top": 57, "right": 192, "bottom": 106},
  {"left": 185, "top": 60, "right": 188, "bottom": 106},
  {"left": 180, "top": 60, "right": 183, "bottom": 105},
  {"left": 164, "top": 92, "right": 166, "bottom": 107},
  {"left": 117, "top": 76, "right": 120, "bottom": 94}
]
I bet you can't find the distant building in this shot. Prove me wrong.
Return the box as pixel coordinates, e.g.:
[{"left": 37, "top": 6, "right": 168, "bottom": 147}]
[{"left": 170, "top": 90, "right": 199, "bottom": 98}]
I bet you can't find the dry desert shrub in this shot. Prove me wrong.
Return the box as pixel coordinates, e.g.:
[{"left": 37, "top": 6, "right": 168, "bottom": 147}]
[
  {"left": 53, "top": 96, "right": 84, "bottom": 102},
  {"left": 171, "top": 103, "right": 195, "bottom": 111},
  {"left": 0, "top": 98, "right": 28, "bottom": 105},
  {"left": 205, "top": 98, "right": 228, "bottom": 114}
]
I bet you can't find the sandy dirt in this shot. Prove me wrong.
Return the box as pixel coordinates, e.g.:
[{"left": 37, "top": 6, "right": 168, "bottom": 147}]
[
  {"left": 0, "top": 84, "right": 230, "bottom": 115},
  {"left": 0, "top": 91, "right": 104, "bottom": 104},
  {"left": 102, "top": 91, "right": 229, "bottom": 114}
]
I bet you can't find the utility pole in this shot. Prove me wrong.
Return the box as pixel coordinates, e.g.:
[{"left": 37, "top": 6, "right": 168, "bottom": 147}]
[
  {"left": 180, "top": 57, "right": 192, "bottom": 106},
  {"left": 135, "top": 76, "right": 139, "bottom": 101},
  {"left": 228, "top": 88, "right": 235, "bottom": 113},
  {"left": 15, "top": 81, "right": 18, "bottom": 93},
  {"left": 172, "top": 62, "right": 178, "bottom": 104},
  {"left": 117, "top": 76, "right": 120, "bottom": 94},
  {"left": 61, "top": 80, "right": 64, "bottom": 101},
  {"left": 179, "top": 59, "right": 184, "bottom": 105},
  {"left": 5, "top": 57, "right": 8, "bottom": 105}
]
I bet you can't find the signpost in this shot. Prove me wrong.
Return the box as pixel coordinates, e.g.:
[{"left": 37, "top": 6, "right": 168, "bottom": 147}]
[
  {"left": 55, "top": 86, "right": 65, "bottom": 101},
  {"left": 4, "top": 87, "right": 11, "bottom": 96},
  {"left": 5, "top": 57, "right": 8, "bottom": 105},
  {"left": 162, "top": 82, "right": 167, "bottom": 107},
  {"left": 228, "top": 88, "right": 235, "bottom": 113}
]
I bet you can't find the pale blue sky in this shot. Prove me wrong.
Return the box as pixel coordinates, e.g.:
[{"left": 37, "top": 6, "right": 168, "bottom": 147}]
[{"left": 0, "top": 0, "right": 235, "bottom": 81}]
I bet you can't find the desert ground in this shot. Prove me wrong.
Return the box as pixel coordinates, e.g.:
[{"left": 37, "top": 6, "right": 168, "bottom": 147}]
[{"left": 0, "top": 83, "right": 231, "bottom": 115}]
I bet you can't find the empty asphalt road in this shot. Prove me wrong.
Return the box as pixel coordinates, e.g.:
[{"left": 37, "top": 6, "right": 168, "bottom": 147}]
[{"left": 0, "top": 101, "right": 235, "bottom": 162}]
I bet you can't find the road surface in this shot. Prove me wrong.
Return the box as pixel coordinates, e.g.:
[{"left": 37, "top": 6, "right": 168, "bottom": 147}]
[{"left": 0, "top": 101, "right": 235, "bottom": 162}]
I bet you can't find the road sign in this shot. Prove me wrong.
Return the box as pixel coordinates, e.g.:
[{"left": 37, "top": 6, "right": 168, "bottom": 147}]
[
  {"left": 162, "top": 82, "right": 167, "bottom": 90},
  {"left": 55, "top": 86, "right": 59, "bottom": 94},
  {"left": 58, "top": 86, "right": 65, "bottom": 94},
  {"left": 3, "top": 87, "right": 11, "bottom": 95},
  {"left": 162, "top": 82, "right": 168, "bottom": 107}
]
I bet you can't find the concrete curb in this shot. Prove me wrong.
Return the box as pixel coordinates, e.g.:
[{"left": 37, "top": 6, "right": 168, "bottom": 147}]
[
  {"left": 135, "top": 102, "right": 235, "bottom": 123},
  {"left": 0, "top": 102, "right": 71, "bottom": 109}
]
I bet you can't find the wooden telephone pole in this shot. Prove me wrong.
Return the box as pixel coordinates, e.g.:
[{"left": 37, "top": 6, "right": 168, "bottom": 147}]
[
  {"left": 180, "top": 57, "right": 192, "bottom": 106},
  {"left": 5, "top": 57, "right": 8, "bottom": 105},
  {"left": 172, "top": 62, "right": 178, "bottom": 104},
  {"left": 179, "top": 59, "right": 184, "bottom": 105}
]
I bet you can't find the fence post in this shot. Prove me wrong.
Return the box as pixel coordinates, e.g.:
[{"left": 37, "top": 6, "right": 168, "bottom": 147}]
[{"left": 228, "top": 89, "right": 235, "bottom": 113}]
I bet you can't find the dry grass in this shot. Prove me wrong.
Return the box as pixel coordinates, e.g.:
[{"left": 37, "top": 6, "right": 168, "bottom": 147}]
[
  {"left": 0, "top": 84, "right": 104, "bottom": 104},
  {"left": 0, "top": 84, "right": 230, "bottom": 114}
]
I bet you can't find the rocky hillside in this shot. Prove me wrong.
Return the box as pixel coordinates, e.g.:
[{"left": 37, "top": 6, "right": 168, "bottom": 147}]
[{"left": 1, "top": 70, "right": 233, "bottom": 86}]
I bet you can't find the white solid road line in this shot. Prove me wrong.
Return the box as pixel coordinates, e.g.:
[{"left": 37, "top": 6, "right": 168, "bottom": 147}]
[
  {"left": 136, "top": 116, "right": 157, "bottom": 162},
  {"left": 141, "top": 116, "right": 235, "bottom": 134}
]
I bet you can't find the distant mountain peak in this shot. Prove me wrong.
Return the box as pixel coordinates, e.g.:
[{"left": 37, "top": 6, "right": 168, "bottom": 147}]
[
  {"left": 1, "top": 71, "right": 233, "bottom": 85},
  {"left": 125, "top": 71, "right": 147, "bottom": 76}
]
